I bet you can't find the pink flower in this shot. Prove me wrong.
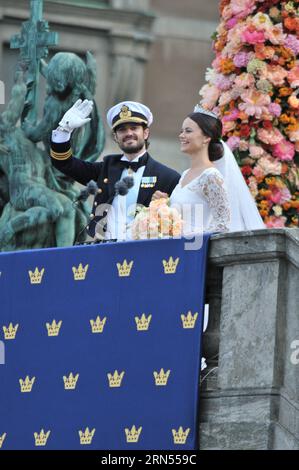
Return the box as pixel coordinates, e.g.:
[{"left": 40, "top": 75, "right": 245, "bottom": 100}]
[
  {"left": 242, "top": 27, "right": 265, "bottom": 45},
  {"left": 264, "top": 24, "right": 286, "bottom": 45},
  {"left": 253, "top": 165, "right": 265, "bottom": 179},
  {"left": 257, "top": 155, "right": 282, "bottom": 175},
  {"left": 288, "top": 65, "right": 299, "bottom": 88},
  {"left": 215, "top": 73, "right": 236, "bottom": 91},
  {"left": 249, "top": 145, "right": 264, "bottom": 158},
  {"left": 266, "top": 216, "right": 287, "bottom": 228},
  {"left": 222, "top": 108, "right": 239, "bottom": 122},
  {"left": 239, "top": 89, "right": 271, "bottom": 118},
  {"left": 227, "top": 136, "right": 241, "bottom": 151},
  {"left": 284, "top": 35, "right": 299, "bottom": 55},
  {"left": 231, "top": 0, "right": 256, "bottom": 19},
  {"left": 234, "top": 72, "right": 255, "bottom": 88},
  {"left": 248, "top": 176, "right": 258, "bottom": 198},
  {"left": 260, "top": 65, "right": 288, "bottom": 86},
  {"left": 239, "top": 140, "right": 249, "bottom": 151},
  {"left": 268, "top": 102, "right": 282, "bottom": 117},
  {"left": 226, "top": 17, "right": 238, "bottom": 30},
  {"left": 270, "top": 187, "right": 291, "bottom": 205},
  {"left": 257, "top": 128, "right": 284, "bottom": 145},
  {"left": 288, "top": 129, "right": 299, "bottom": 144},
  {"left": 222, "top": 120, "right": 237, "bottom": 134},
  {"left": 272, "top": 140, "right": 296, "bottom": 161},
  {"left": 233, "top": 51, "right": 252, "bottom": 68},
  {"left": 199, "top": 84, "right": 220, "bottom": 109},
  {"left": 219, "top": 90, "right": 237, "bottom": 107}
]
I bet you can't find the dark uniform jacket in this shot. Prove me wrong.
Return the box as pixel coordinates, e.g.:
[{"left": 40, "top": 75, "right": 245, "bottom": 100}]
[{"left": 50, "top": 139, "right": 180, "bottom": 237}]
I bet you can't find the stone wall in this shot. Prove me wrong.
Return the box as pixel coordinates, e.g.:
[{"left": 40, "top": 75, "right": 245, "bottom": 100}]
[{"left": 200, "top": 229, "right": 299, "bottom": 450}]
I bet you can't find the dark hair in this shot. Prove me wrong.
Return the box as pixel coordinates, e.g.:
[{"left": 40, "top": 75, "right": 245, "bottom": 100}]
[{"left": 188, "top": 112, "right": 224, "bottom": 161}]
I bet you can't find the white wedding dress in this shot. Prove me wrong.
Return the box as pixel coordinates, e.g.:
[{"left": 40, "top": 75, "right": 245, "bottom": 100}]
[{"left": 170, "top": 167, "right": 231, "bottom": 234}]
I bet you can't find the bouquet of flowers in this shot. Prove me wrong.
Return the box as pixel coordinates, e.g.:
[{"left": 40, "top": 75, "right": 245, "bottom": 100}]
[
  {"left": 131, "top": 198, "right": 183, "bottom": 240},
  {"left": 199, "top": 0, "right": 299, "bottom": 227}
]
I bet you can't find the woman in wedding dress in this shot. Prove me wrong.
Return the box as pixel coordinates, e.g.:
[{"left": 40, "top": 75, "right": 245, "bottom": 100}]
[{"left": 153, "top": 106, "right": 265, "bottom": 234}]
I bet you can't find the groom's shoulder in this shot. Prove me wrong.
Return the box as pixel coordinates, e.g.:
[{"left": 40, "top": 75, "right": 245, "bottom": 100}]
[{"left": 147, "top": 154, "right": 180, "bottom": 179}]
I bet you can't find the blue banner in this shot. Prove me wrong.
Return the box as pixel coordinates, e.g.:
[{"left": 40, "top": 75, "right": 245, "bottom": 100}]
[{"left": 0, "top": 236, "right": 210, "bottom": 450}]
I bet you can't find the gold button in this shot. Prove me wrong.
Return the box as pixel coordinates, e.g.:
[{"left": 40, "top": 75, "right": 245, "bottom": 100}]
[
  {"left": 86, "top": 225, "right": 89, "bottom": 230},
  {"left": 90, "top": 213, "right": 94, "bottom": 219},
  {"left": 103, "top": 178, "right": 108, "bottom": 183},
  {"left": 94, "top": 202, "right": 98, "bottom": 207},
  {"left": 98, "top": 188, "right": 103, "bottom": 194}
]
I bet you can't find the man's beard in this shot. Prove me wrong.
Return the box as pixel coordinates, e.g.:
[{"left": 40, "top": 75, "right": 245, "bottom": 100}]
[{"left": 119, "top": 140, "right": 145, "bottom": 154}]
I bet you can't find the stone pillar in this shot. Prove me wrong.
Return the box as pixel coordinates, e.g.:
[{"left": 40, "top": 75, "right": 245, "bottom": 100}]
[
  {"left": 200, "top": 229, "right": 299, "bottom": 450},
  {"left": 108, "top": 30, "right": 153, "bottom": 106}
]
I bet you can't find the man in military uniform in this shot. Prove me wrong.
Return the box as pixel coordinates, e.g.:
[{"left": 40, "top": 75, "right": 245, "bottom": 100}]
[{"left": 50, "top": 99, "right": 180, "bottom": 241}]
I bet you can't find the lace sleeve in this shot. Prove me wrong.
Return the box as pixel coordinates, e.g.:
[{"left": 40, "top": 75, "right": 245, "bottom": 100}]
[{"left": 198, "top": 170, "right": 230, "bottom": 232}]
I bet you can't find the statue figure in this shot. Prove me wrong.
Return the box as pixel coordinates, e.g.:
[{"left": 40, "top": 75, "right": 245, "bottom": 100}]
[
  {"left": 0, "top": 0, "right": 105, "bottom": 251},
  {"left": 23, "top": 51, "right": 105, "bottom": 163},
  {"left": 0, "top": 69, "right": 83, "bottom": 250}
]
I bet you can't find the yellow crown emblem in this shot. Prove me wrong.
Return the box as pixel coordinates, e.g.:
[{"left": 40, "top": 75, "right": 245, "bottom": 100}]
[
  {"left": 125, "top": 425, "right": 142, "bottom": 443},
  {"left": 107, "top": 370, "right": 125, "bottom": 388},
  {"left": 153, "top": 368, "right": 171, "bottom": 386},
  {"left": 63, "top": 373, "right": 79, "bottom": 390},
  {"left": 172, "top": 427, "right": 190, "bottom": 445},
  {"left": 79, "top": 427, "right": 96, "bottom": 445},
  {"left": 117, "top": 259, "right": 134, "bottom": 277},
  {"left": 0, "top": 433, "right": 6, "bottom": 449},
  {"left": 34, "top": 429, "right": 51, "bottom": 446},
  {"left": 135, "top": 314, "right": 152, "bottom": 331},
  {"left": 46, "top": 320, "right": 62, "bottom": 337},
  {"left": 72, "top": 263, "right": 89, "bottom": 281},
  {"left": 3, "top": 323, "right": 19, "bottom": 340},
  {"left": 19, "top": 376, "right": 35, "bottom": 393},
  {"left": 119, "top": 105, "right": 132, "bottom": 120},
  {"left": 90, "top": 316, "right": 107, "bottom": 334},
  {"left": 181, "top": 311, "right": 198, "bottom": 329},
  {"left": 163, "top": 257, "right": 179, "bottom": 274},
  {"left": 28, "top": 267, "right": 45, "bottom": 284}
]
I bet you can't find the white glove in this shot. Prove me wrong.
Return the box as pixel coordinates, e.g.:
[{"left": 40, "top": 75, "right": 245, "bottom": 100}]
[{"left": 58, "top": 99, "right": 93, "bottom": 132}]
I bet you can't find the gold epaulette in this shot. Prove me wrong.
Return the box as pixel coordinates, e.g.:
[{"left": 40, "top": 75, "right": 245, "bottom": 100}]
[{"left": 50, "top": 148, "right": 72, "bottom": 161}]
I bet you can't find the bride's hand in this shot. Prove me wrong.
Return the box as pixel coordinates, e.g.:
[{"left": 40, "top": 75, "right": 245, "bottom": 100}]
[{"left": 151, "top": 190, "right": 169, "bottom": 201}]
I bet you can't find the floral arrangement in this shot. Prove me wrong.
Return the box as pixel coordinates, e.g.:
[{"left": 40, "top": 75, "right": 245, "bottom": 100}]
[
  {"left": 199, "top": 0, "right": 299, "bottom": 227},
  {"left": 131, "top": 198, "right": 183, "bottom": 240}
]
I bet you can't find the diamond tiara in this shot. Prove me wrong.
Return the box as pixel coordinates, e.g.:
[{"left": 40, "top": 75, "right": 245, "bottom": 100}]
[{"left": 193, "top": 104, "right": 218, "bottom": 119}]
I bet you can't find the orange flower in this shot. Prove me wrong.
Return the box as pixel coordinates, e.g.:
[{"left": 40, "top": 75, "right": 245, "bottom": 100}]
[
  {"left": 259, "top": 189, "right": 272, "bottom": 198},
  {"left": 260, "top": 209, "right": 269, "bottom": 217},
  {"left": 281, "top": 163, "right": 289, "bottom": 175},
  {"left": 265, "top": 177, "right": 277, "bottom": 186},
  {"left": 282, "top": 202, "right": 292, "bottom": 211},
  {"left": 286, "top": 122, "right": 299, "bottom": 133},
  {"left": 290, "top": 200, "right": 299, "bottom": 209},
  {"left": 284, "top": 17, "right": 299, "bottom": 33},
  {"left": 279, "top": 113, "right": 290, "bottom": 124},
  {"left": 254, "top": 44, "right": 275, "bottom": 60},
  {"left": 220, "top": 58, "right": 235, "bottom": 75},
  {"left": 259, "top": 200, "right": 269, "bottom": 208}
]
